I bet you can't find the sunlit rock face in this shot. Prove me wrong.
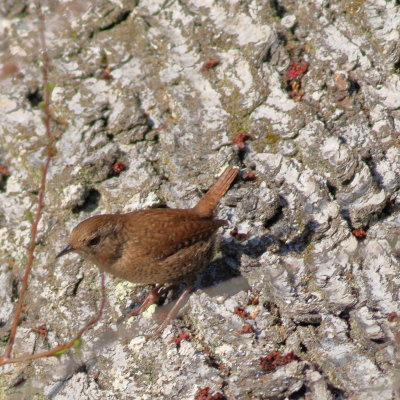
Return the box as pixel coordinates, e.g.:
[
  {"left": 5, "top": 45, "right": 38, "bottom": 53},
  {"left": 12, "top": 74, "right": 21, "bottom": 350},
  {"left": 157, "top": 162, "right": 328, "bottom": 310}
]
[{"left": 0, "top": 1, "right": 399, "bottom": 399}]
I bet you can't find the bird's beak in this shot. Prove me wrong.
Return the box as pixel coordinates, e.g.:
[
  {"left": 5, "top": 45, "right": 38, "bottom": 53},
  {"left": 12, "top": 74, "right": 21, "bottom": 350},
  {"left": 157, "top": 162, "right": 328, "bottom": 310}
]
[{"left": 56, "top": 244, "right": 74, "bottom": 258}]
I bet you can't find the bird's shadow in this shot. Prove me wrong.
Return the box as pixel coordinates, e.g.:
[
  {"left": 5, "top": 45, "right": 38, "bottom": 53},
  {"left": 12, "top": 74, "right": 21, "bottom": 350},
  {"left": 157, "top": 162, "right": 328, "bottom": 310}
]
[
  {"left": 47, "top": 219, "right": 321, "bottom": 399},
  {"left": 121, "top": 217, "right": 320, "bottom": 319}
]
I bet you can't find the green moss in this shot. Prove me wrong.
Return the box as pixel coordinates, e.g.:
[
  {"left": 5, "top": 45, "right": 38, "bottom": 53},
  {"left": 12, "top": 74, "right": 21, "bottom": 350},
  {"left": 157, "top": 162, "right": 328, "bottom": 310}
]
[
  {"left": 264, "top": 131, "right": 280, "bottom": 146},
  {"left": 223, "top": 87, "right": 251, "bottom": 136},
  {"left": 227, "top": 117, "right": 250, "bottom": 138},
  {"left": 24, "top": 208, "right": 34, "bottom": 224},
  {"left": 249, "top": 127, "right": 280, "bottom": 153},
  {"left": 302, "top": 244, "right": 315, "bottom": 266},
  {"left": 341, "top": 0, "right": 369, "bottom": 36},
  {"left": 343, "top": 0, "right": 365, "bottom": 20}
]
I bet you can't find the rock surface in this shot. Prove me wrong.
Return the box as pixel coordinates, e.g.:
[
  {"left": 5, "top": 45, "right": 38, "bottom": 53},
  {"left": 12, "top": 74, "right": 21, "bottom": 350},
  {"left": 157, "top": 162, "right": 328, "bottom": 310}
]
[{"left": 0, "top": 1, "right": 400, "bottom": 399}]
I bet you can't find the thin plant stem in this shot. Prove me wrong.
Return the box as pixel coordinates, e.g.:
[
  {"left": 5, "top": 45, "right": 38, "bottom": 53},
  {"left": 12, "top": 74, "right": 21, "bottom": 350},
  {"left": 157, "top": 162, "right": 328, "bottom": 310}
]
[
  {"left": 1, "top": 1, "right": 53, "bottom": 361},
  {"left": 0, "top": 274, "right": 106, "bottom": 366},
  {"left": 0, "top": 1, "right": 107, "bottom": 367}
]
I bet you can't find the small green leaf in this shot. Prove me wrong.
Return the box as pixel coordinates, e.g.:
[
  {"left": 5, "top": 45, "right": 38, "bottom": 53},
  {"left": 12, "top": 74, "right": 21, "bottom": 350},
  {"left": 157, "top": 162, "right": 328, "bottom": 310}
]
[
  {"left": 73, "top": 338, "right": 83, "bottom": 349},
  {"left": 45, "top": 82, "right": 55, "bottom": 92},
  {"left": 53, "top": 348, "right": 69, "bottom": 357},
  {"left": 24, "top": 209, "right": 34, "bottom": 223}
]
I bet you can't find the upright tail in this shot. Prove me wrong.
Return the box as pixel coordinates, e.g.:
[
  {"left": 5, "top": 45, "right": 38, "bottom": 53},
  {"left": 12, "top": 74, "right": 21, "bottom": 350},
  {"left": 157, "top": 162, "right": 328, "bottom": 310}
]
[{"left": 193, "top": 166, "right": 238, "bottom": 218}]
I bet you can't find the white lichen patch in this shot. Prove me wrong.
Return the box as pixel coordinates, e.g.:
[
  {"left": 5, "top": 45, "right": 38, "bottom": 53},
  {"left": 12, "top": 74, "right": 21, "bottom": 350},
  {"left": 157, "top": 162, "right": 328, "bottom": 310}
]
[
  {"left": 1, "top": 1, "right": 400, "bottom": 399},
  {"left": 114, "top": 281, "right": 137, "bottom": 305}
]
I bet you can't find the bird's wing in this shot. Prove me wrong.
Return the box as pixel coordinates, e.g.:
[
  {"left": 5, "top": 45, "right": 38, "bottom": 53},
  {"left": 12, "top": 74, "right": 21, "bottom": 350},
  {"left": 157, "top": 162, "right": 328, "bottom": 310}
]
[{"left": 122, "top": 208, "right": 226, "bottom": 260}]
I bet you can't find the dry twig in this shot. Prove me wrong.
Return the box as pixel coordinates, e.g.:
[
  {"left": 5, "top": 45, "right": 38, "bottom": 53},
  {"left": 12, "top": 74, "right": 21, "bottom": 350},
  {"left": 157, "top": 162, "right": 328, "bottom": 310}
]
[{"left": 0, "top": 1, "right": 106, "bottom": 367}]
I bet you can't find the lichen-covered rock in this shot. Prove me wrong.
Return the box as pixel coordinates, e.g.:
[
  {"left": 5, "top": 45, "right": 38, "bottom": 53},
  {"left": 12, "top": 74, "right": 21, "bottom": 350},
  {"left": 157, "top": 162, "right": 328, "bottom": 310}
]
[{"left": 0, "top": 1, "right": 400, "bottom": 399}]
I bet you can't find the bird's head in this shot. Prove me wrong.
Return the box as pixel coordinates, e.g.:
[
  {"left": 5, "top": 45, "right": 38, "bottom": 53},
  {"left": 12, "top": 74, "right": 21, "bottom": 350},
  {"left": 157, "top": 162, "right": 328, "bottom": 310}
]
[{"left": 57, "top": 214, "right": 121, "bottom": 267}]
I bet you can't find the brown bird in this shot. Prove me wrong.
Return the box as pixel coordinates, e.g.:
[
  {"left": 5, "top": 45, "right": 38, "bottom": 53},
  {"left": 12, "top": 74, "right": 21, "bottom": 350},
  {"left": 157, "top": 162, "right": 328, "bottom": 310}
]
[{"left": 57, "top": 166, "right": 238, "bottom": 334}]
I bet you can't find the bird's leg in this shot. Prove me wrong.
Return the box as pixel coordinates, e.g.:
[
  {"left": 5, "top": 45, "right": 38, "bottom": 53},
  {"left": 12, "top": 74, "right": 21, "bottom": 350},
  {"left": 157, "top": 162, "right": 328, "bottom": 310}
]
[
  {"left": 118, "top": 284, "right": 177, "bottom": 325},
  {"left": 127, "top": 283, "right": 177, "bottom": 318},
  {"left": 127, "top": 284, "right": 163, "bottom": 317},
  {"left": 147, "top": 284, "right": 194, "bottom": 338}
]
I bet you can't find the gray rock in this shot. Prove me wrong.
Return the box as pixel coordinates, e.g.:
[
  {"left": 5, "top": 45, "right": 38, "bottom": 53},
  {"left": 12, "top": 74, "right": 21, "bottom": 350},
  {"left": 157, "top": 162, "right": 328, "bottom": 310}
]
[{"left": 0, "top": 1, "right": 399, "bottom": 399}]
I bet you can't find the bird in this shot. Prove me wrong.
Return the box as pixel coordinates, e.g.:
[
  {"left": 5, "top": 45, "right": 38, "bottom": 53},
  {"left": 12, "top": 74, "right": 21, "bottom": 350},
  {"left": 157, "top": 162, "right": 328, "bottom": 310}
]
[{"left": 57, "top": 166, "right": 238, "bottom": 334}]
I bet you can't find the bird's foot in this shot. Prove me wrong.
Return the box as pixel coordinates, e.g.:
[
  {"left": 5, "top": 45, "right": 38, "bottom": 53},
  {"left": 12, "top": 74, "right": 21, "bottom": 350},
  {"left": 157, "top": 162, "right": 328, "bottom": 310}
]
[
  {"left": 146, "top": 285, "right": 193, "bottom": 339},
  {"left": 117, "top": 284, "right": 176, "bottom": 325}
]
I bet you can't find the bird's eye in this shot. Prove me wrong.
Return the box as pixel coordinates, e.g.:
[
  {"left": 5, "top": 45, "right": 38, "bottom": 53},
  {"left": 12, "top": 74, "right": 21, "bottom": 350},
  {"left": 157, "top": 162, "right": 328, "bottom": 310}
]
[{"left": 88, "top": 236, "right": 100, "bottom": 246}]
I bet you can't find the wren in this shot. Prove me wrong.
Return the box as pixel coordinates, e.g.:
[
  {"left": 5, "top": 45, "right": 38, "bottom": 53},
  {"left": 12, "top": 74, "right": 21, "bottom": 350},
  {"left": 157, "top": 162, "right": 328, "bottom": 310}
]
[{"left": 57, "top": 166, "right": 238, "bottom": 334}]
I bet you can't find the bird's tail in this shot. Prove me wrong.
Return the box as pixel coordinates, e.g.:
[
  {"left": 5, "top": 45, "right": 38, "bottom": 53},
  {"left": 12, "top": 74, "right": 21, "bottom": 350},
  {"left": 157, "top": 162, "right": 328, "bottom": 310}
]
[{"left": 193, "top": 166, "right": 238, "bottom": 218}]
